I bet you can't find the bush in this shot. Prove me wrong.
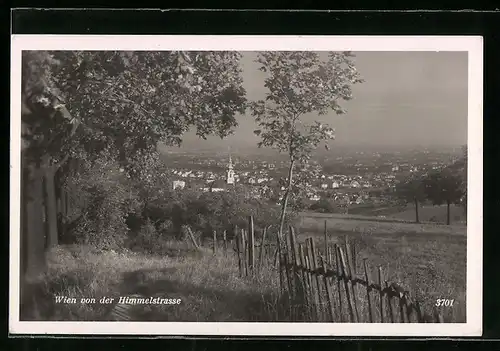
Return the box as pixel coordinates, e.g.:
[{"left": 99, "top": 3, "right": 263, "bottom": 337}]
[
  {"left": 309, "top": 198, "right": 338, "bottom": 213},
  {"left": 129, "top": 219, "right": 161, "bottom": 254},
  {"left": 64, "top": 156, "right": 142, "bottom": 250}
]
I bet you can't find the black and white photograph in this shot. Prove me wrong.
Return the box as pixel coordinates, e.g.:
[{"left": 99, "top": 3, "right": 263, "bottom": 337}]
[{"left": 10, "top": 35, "right": 483, "bottom": 336}]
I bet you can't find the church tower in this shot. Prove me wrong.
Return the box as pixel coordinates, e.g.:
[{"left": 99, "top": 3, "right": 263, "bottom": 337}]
[{"left": 226, "top": 152, "right": 235, "bottom": 185}]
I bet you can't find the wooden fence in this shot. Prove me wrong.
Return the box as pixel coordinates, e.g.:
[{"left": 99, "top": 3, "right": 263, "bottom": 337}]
[
  {"left": 188, "top": 215, "right": 445, "bottom": 323},
  {"left": 277, "top": 225, "right": 444, "bottom": 323}
]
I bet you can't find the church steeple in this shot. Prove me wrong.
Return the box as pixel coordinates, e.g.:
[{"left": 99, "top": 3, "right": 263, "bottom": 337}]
[{"left": 226, "top": 148, "right": 235, "bottom": 185}]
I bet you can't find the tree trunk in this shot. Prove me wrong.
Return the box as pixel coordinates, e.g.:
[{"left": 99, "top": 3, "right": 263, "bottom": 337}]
[
  {"left": 414, "top": 197, "right": 420, "bottom": 223},
  {"left": 446, "top": 200, "right": 451, "bottom": 225},
  {"left": 43, "top": 166, "right": 58, "bottom": 249},
  {"left": 23, "top": 165, "right": 47, "bottom": 282},
  {"left": 278, "top": 159, "right": 295, "bottom": 241}
]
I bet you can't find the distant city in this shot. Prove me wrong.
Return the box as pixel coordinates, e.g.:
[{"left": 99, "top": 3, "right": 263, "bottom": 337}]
[{"left": 161, "top": 145, "right": 463, "bottom": 207}]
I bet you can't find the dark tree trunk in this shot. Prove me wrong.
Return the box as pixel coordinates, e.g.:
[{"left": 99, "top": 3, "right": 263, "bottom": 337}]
[
  {"left": 43, "top": 166, "right": 58, "bottom": 249},
  {"left": 446, "top": 200, "right": 451, "bottom": 225},
  {"left": 55, "top": 170, "right": 67, "bottom": 242},
  {"left": 23, "top": 166, "right": 47, "bottom": 281},
  {"left": 414, "top": 197, "right": 420, "bottom": 223}
]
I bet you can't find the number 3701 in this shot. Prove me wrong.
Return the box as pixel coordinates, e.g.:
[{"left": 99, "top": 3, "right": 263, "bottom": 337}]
[{"left": 435, "top": 299, "right": 455, "bottom": 307}]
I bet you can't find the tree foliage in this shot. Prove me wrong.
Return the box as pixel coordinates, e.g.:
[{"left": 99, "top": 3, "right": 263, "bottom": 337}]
[
  {"left": 249, "top": 51, "right": 363, "bottom": 238},
  {"left": 424, "top": 170, "right": 463, "bottom": 206},
  {"left": 23, "top": 50, "right": 247, "bottom": 176},
  {"left": 423, "top": 169, "right": 464, "bottom": 225},
  {"left": 394, "top": 175, "right": 426, "bottom": 223}
]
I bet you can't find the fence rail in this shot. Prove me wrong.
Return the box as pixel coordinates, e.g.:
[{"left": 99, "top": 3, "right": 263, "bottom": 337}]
[{"left": 185, "top": 216, "right": 444, "bottom": 323}]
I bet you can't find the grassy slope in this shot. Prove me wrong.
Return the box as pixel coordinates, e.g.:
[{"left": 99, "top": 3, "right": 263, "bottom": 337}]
[
  {"left": 297, "top": 213, "right": 467, "bottom": 323},
  {"left": 309, "top": 204, "right": 466, "bottom": 224},
  {"left": 27, "top": 243, "right": 283, "bottom": 322},
  {"left": 27, "top": 212, "right": 467, "bottom": 323}
]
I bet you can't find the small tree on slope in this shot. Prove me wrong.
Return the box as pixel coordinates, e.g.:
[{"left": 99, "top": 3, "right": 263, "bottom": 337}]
[{"left": 249, "top": 51, "right": 363, "bottom": 241}]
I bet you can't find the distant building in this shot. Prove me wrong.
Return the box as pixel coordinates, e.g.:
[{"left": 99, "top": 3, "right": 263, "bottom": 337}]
[
  {"left": 309, "top": 194, "right": 321, "bottom": 201},
  {"left": 207, "top": 152, "right": 236, "bottom": 192},
  {"left": 226, "top": 154, "right": 235, "bottom": 185},
  {"left": 173, "top": 180, "right": 186, "bottom": 190},
  {"left": 208, "top": 179, "right": 228, "bottom": 192},
  {"left": 350, "top": 180, "right": 361, "bottom": 188}
]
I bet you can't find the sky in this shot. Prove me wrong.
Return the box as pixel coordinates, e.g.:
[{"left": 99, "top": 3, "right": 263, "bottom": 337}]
[{"left": 175, "top": 51, "right": 468, "bottom": 151}]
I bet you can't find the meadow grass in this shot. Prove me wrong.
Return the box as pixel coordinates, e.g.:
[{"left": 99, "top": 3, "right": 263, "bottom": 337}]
[
  {"left": 24, "top": 241, "right": 284, "bottom": 322},
  {"left": 295, "top": 224, "right": 467, "bottom": 323},
  {"left": 24, "top": 215, "right": 466, "bottom": 323}
]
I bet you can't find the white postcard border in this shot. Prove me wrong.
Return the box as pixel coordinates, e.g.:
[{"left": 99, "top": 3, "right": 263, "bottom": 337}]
[{"left": 9, "top": 35, "right": 483, "bottom": 336}]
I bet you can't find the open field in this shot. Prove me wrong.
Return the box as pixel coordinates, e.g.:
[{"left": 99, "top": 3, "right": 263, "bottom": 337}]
[
  {"left": 321, "top": 204, "right": 466, "bottom": 224},
  {"left": 297, "top": 211, "right": 466, "bottom": 236}
]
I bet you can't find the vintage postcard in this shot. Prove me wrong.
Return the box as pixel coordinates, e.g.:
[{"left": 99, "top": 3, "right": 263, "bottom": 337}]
[{"left": 10, "top": 35, "right": 483, "bottom": 336}]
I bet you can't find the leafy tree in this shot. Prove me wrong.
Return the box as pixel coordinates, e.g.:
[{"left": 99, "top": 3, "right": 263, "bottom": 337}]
[
  {"left": 448, "top": 144, "right": 467, "bottom": 215},
  {"left": 45, "top": 51, "right": 247, "bottom": 176},
  {"left": 423, "top": 169, "right": 464, "bottom": 225},
  {"left": 20, "top": 51, "right": 248, "bottom": 282},
  {"left": 394, "top": 175, "right": 426, "bottom": 223},
  {"left": 249, "top": 51, "right": 363, "bottom": 240}
]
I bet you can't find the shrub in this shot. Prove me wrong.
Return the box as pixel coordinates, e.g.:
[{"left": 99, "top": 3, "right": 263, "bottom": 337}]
[
  {"left": 64, "top": 156, "right": 142, "bottom": 250},
  {"left": 309, "top": 197, "right": 338, "bottom": 213}
]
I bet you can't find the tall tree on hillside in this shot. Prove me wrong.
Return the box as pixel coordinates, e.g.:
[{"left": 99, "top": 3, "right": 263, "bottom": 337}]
[
  {"left": 394, "top": 175, "right": 426, "bottom": 223},
  {"left": 249, "top": 51, "right": 363, "bottom": 240},
  {"left": 423, "top": 169, "right": 464, "bottom": 225}
]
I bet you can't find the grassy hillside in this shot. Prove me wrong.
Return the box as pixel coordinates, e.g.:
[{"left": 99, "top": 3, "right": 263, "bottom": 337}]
[
  {"left": 389, "top": 204, "right": 465, "bottom": 224},
  {"left": 297, "top": 211, "right": 466, "bottom": 236},
  {"left": 25, "top": 212, "right": 467, "bottom": 323},
  {"left": 323, "top": 204, "right": 466, "bottom": 224},
  {"left": 24, "top": 243, "right": 283, "bottom": 322},
  {"left": 295, "top": 214, "right": 466, "bottom": 323}
]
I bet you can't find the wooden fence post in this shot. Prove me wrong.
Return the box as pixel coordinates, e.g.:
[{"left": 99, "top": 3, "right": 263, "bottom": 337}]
[
  {"left": 337, "top": 245, "right": 355, "bottom": 323},
  {"left": 258, "top": 226, "right": 268, "bottom": 271},
  {"left": 289, "top": 226, "right": 306, "bottom": 319},
  {"left": 276, "top": 232, "right": 284, "bottom": 294},
  {"left": 248, "top": 216, "right": 255, "bottom": 274},
  {"left": 223, "top": 230, "right": 227, "bottom": 256},
  {"left": 405, "top": 294, "right": 414, "bottom": 322},
  {"left": 305, "top": 239, "right": 320, "bottom": 321},
  {"left": 399, "top": 295, "right": 406, "bottom": 323},
  {"left": 377, "top": 266, "right": 385, "bottom": 323},
  {"left": 415, "top": 300, "right": 424, "bottom": 322},
  {"left": 363, "top": 259, "right": 374, "bottom": 323},
  {"left": 235, "top": 229, "right": 243, "bottom": 277},
  {"left": 186, "top": 226, "right": 200, "bottom": 250},
  {"left": 385, "top": 281, "right": 395, "bottom": 323},
  {"left": 242, "top": 229, "right": 248, "bottom": 276},
  {"left": 212, "top": 230, "right": 217, "bottom": 255},
  {"left": 282, "top": 248, "right": 293, "bottom": 319},
  {"left": 283, "top": 227, "right": 294, "bottom": 297},
  {"left": 309, "top": 238, "right": 325, "bottom": 322},
  {"left": 334, "top": 244, "right": 344, "bottom": 322},
  {"left": 320, "top": 256, "right": 336, "bottom": 322},
  {"left": 298, "top": 243, "right": 311, "bottom": 321},
  {"left": 434, "top": 307, "right": 444, "bottom": 323},
  {"left": 344, "top": 236, "right": 360, "bottom": 322}
]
